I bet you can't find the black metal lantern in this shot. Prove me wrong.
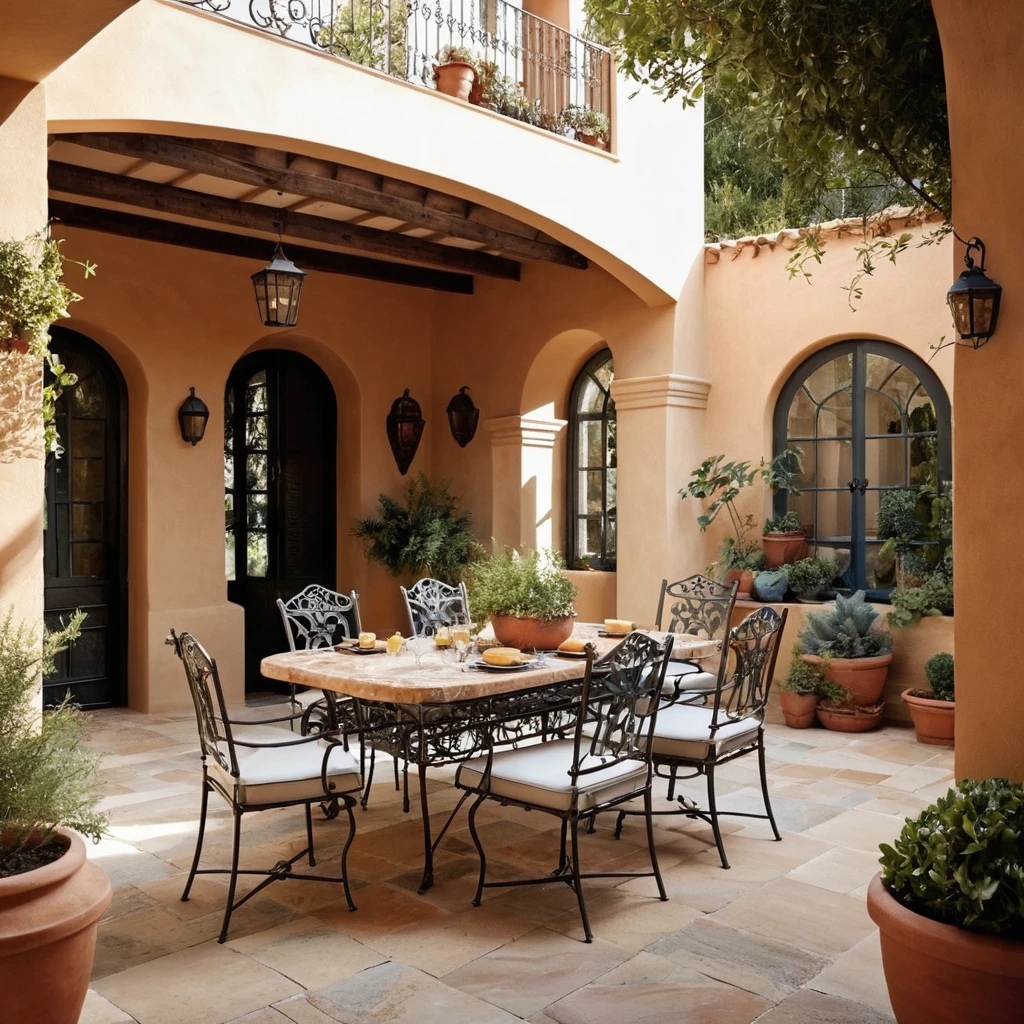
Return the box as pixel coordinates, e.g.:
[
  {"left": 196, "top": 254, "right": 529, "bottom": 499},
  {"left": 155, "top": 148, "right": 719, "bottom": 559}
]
[
  {"left": 386, "top": 389, "right": 425, "bottom": 475},
  {"left": 445, "top": 385, "right": 479, "bottom": 447},
  {"left": 251, "top": 244, "right": 306, "bottom": 327},
  {"left": 947, "top": 236, "right": 1002, "bottom": 348},
  {"left": 178, "top": 387, "right": 209, "bottom": 446}
]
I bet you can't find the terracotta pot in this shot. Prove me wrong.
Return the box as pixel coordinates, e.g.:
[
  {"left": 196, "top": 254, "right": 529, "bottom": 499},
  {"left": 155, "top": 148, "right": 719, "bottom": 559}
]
[
  {"left": 0, "top": 830, "right": 112, "bottom": 1024},
  {"left": 816, "top": 703, "right": 883, "bottom": 732},
  {"left": 902, "top": 689, "right": 955, "bottom": 747},
  {"left": 800, "top": 652, "right": 892, "bottom": 705},
  {"left": 761, "top": 532, "right": 808, "bottom": 568},
  {"left": 434, "top": 62, "right": 476, "bottom": 102},
  {"left": 723, "top": 568, "right": 755, "bottom": 599},
  {"left": 1, "top": 333, "right": 31, "bottom": 354},
  {"left": 779, "top": 690, "right": 817, "bottom": 728},
  {"left": 578, "top": 131, "right": 604, "bottom": 148},
  {"left": 490, "top": 614, "right": 574, "bottom": 651},
  {"left": 866, "top": 874, "right": 1024, "bottom": 1024}
]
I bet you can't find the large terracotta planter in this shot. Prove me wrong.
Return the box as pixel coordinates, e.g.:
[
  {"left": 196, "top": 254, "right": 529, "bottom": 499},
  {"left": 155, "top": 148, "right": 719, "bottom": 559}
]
[
  {"left": 490, "top": 614, "right": 574, "bottom": 651},
  {"left": 867, "top": 874, "right": 1024, "bottom": 1024},
  {"left": 434, "top": 62, "right": 476, "bottom": 101},
  {"left": 779, "top": 691, "right": 817, "bottom": 728},
  {"left": 815, "top": 703, "right": 884, "bottom": 732},
  {"left": 723, "top": 568, "right": 755, "bottom": 599},
  {"left": 800, "top": 652, "right": 892, "bottom": 705},
  {"left": 0, "top": 830, "right": 112, "bottom": 1024},
  {"left": 902, "top": 689, "right": 955, "bottom": 747},
  {"left": 762, "top": 532, "right": 808, "bottom": 568}
]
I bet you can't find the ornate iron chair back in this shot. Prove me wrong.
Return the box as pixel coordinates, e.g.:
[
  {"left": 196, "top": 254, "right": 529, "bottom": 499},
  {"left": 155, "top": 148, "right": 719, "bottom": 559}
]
[
  {"left": 572, "top": 631, "right": 674, "bottom": 785},
  {"left": 401, "top": 578, "right": 471, "bottom": 637},
  {"left": 277, "top": 584, "right": 362, "bottom": 651},
  {"left": 655, "top": 574, "right": 738, "bottom": 640}
]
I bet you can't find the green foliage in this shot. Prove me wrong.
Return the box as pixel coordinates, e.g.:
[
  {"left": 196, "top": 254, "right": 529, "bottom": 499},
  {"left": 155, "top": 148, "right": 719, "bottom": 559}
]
[
  {"left": 0, "top": 608, "right": 106, "bottom": 876},
  {"left": 879, "top": 779, "right": 1024, "bottom": 937},
  {"left": 468, "top": 549, "right": 578, "bottom": 621},
  {"left": 317, "top": 0, "right": 409, "bottom": 76},
  {"left": 877, "top": 488, "right": 923, "bottom": 543},
  {"left": 817, "top": 676, "right": 854, "bottom": 706},
  {"left": 924, "top": 652, "right": 954, "bottom": 702},
  {"left": 763, "top": 511, "right": 803, "bottom": 535},
  {"left": 888, "top": 545, "right": 953, "bottom": 628},
  {"left": 560, "top": 104, "right": 610, "bottom": 143},
  {"left": 798, "top": 590, "right": 893, "bottom": 659},
  {"left": 782, "top": 557, "right": 838, "bottom": 598},
  {"left": 437, "top": 44, "right": 475, "bottom": 67},
  {"left": 353, "top": 475, "right": 481, "bottom": 584},
  {"left": 778, "top": 655, "right": 824, "bottom": 696},
  {"left": 718, "top": 537, "right": 765, "bottom": 573}
]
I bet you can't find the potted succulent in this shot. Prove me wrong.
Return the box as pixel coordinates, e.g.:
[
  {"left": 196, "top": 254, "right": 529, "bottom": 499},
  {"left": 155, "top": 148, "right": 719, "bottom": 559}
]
[
  {"left": 433, "top": 44, "right": 477, "bottom": 101},
  {"left": 0, "top": 609, "right": 109, "bottom": 1024},
  {"left": 752, "top": 568, "right": 788, "bottom": 602},
  {"left": 762, "top": 511, "right": 808, "bottom": 567},
  {"left": 783, "top": 556, "right": 839, "bottom": 601},
  {"left": 868, "top": 779, "right": 1024, "bottom": 1023},
  {"left": 902, "top": 651, "right": 955, "bottom": 747},
  {"left": 468, "top": 548, "right": 578, "bottom": 649},
  {"left": 797, "top": 590, "right": 893, "bottom": 704},
  {"left": 777, "top": 655, "right": 824, "bottom": 728},
  {"left": 815, "top": 679, "right": 885, "bottom": 732},
  {"left": 559, "top": 104, "right": 611, "bottom": 147}
]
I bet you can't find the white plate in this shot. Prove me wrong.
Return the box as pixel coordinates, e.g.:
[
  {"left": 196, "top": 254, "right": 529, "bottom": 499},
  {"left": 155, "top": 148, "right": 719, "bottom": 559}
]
[{"left": 472, "top": 661, "right": 531, "bottom": 672}]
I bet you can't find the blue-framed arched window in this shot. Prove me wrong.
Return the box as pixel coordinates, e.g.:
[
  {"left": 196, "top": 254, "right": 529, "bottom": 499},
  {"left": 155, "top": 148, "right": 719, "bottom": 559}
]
[
  {"left": 773, "top": 339, "right": 951, "bottom": 596},
  {"left": 567, "top": 349, "right": 616, "bottom": 570}
]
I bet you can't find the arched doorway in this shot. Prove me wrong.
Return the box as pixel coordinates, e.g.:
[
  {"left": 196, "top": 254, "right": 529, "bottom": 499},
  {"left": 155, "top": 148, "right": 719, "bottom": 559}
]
[
  {"left": 224, "top": 350, "right": 337, "bottom": 690},
  {"left": 43, "top": 328, "right": 128, "bottom": 709}
]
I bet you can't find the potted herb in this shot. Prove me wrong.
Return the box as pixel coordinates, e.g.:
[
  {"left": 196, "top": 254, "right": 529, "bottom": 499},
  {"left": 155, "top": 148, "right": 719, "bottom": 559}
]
[
  {"left": 902, "top": 651, "right": 954, "bottom": 747},
  {"left": 762, "top": 511, "right": 808, "bottom": 567},
  {"left": 815, "top": 678, "right": 885, "bottom": 732},
  {"left": 777, "top": 655, "right": 824, "bottom": 728},
  {"left": 783, "top": 556, "right": 839, "bottom": 601},
  {"left": 560, "top": 104, "right": 610, "bottom": 147},
  {"left": 868, "top": 779, "right": 1024, "bottom": 1022},
  {"left": 433, "top": 44, "right": 477, "bottom": 101},
  {"left": 0, "top": 609, "right": 110, "bottom": 1023},
  {"left": 468, "top": 548, "right": 578, "bottom": 650},
  {"left": 797, "top": 590, "right": 893, "bottom": 704}
]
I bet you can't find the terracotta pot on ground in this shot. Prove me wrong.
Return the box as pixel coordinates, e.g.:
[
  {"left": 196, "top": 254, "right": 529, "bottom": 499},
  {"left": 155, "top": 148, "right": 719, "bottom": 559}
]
[
  {"left": 761, "top": 532, "right": 808, "bottom": 568},
  {"left": 434, "top": 62, "right": 476, "bottom": 101},
  {"left": 779, "top": 691, "right": 817, "bottom": 728},
  {"left": 902, "top": 689, "right": 955, "bottom": 747},
  {"left": 866, "top": 874, "right": 1024, "bottom": 1024},
  {"left": 800, "top": 652, "right": 892, "bottom": 705},
  {"left": 0, "top": 830, "right": 112, "bottom": 1024},
  {"left": 724, "top": 568, "right": 755, "bottom": 599},
  {"left": 815, "top": 703, "right": 884, "bottom": 732},
  {"left": 490, "top": 614, "right": 574, "bottom": 651}
]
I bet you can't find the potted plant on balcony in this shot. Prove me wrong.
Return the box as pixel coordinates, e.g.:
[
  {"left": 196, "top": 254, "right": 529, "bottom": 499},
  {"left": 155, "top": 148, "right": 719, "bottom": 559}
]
[
  {"left": 783, "top": 555, "right": 840, "bottom": 602},
  {"left": 777, "top": 655, "right": 825, "bottom": 728},
  {"left": 433, "top": 44, "right": 477, "bottom": 102},
  {"left": 902, "top": 651, "right": 955, "bottom": 747},
  {"left": 468, "top": 548, "right": 578, "bottom": 650},
  {"left": 868, "top": 779, "right": 1024, "bottom": 1023},
  {"left": 560, "top": 104, "right": 610, "bottom": 147},
  {"left": 797, "top": 590, "right": 893, "bottom": 704},
  {"left": 762, "top": 510, "right": 808, "bottom": 567},
  {"left": 0, "top": 608, "right": 110, "bottom": 1024}
]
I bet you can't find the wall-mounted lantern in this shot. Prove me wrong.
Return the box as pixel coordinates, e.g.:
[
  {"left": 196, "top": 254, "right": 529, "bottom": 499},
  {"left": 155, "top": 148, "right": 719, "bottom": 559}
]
[
  {"left": 947, "top": 236, "right": 1002, "bottom": 348},
  {"left": 178, "top": 387, "right": 209, "bottom": 446},
  {"left": 386, "top": 389, "right": 425, "bottom": 475},
  {"left": 252, "top": 244, "right": 306, "bottom": 327},
  {"left": 445, "top": 386, "right": 479, "bottom": 447}
]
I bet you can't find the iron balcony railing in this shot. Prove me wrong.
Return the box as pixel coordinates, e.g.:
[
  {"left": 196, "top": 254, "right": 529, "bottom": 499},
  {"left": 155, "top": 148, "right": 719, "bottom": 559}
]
[{"left": 176, "top": 0, "right": 613, "bottom": 146}]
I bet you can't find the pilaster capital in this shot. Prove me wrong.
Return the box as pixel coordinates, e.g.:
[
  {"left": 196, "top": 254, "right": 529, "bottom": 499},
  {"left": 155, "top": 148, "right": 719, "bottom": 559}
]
[
  {"left": 610, "top": 374, "right": 712, "bottom": 412},
  {"left": 484, "top": 415, "right": 568, "bottom": 449}
]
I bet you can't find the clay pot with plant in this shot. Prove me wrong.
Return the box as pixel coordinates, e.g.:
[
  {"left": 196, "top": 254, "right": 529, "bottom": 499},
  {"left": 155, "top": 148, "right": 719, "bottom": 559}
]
[
  {"left": 433, "top": 44, "right": 477, "bottom": 101},
  {"left": 762, "top": 510, "right": 808, "bottom": 567},
  {"left": 815, "top": 680, "right": 884, "bottom": 732},
  {"left": 782, "top": 556, "right": 840, "bottom": 602},
  {"left": 902, "top": 651, "right": 955, "bottom": 747},
  {"left": 868, "top": 779, "right": 1024, "bottom": 1023},
  {"left": 0, "top": 609, "right": 110, "bottom": 1024},
  {"left": 777, "top": 655, "right": 824, "bottom": 728},
  {"left": 559, "top": 104, "right": 611, "bottom": 147}
]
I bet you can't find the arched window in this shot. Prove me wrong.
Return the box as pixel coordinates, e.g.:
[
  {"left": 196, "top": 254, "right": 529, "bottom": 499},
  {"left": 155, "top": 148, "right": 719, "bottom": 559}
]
[
  {"left": 773, "top": 340, "right": 951, "bottom": 596},
  {"left": 567, "top": 349, "right": 616, "bottom": 570}
]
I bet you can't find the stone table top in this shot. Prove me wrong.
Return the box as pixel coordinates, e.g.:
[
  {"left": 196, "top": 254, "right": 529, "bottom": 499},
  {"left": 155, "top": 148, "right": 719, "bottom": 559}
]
[{"left": 260, "top": 625, "right": 719, "bottom": 706}]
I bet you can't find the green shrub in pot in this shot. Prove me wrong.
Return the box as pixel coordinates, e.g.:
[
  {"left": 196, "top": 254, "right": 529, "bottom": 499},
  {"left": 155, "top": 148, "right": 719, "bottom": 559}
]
[
  {"left": 798, "top": 590, "right": 893, "bottom": 660},
  {"left": 924, "top": 652, "right": 954, "bottom": 701},
  {"left": 782, "top": 556, "right": 839, "bottom": 600}
]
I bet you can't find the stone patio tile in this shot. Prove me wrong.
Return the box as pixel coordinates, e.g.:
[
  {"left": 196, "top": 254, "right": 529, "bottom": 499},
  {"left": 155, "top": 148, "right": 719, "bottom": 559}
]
[
  {"left": 614, "top": 861, "right": 763, "bottom": 913},
  {"left": 809, "top": 931, "right": 894, "bottom": 1017},
  {"left": 224, "top": 1010, "right": 293, "bottom": 1023},
  {"left": 805, "top": 809, "right": 905, "bottom": 853},
  {"left": 271, "top": 996, "right": 339, "bottom": 1024},
  {"left": 754, "top": 987, "right": 895, "bottom": 1023},
  {"left": 771, "top": 763, "right": 836, "bottom": 780},
  {"left": 312, "top": 882, "right": 446, "bottom": 940},
  {"left": 310, "top": 960, "right": 520, "bottom": 1023},
  {"left": 385, "top": 853, "right": 483, "bottom": 895},
  {"left": 679, "top": 830, "right": 834, "bottom": 883},
  {"left": 87, "top": 837, "right": 179, "bottom": 888},
  {"left": 691, "top": 785, "right": 847, "bottom": 834},
  {"left": 227, "top": 918, "right": 389, "bottom": 989},
  {"left": 102, "top": 883, "right": 160, "bottom": 923},
  {"left": 94, "top": 942, "right": 302, "bottom": 1024},
  {"left": 488, "top": 824, "right": 647, "bottom": 874},
  {"left": 491, "top": 878, "right": 596, "bottom": 922},
  {"left": 647, "top": 917, "right": 829, "bottom": 1001},
  {"left": 833, "top": 769, "right": 894, "bottom": 785},
  {"left": 854, "top": 791, "right": 930, "bottom": 817},
  {"left": 708, "top": 877, "right": 874, "bottom": 957},
  {"left": 856, "top": 737, "right": 934, "bottom": 766},
  {"left": 786, "top": 846, "right": 883, "bottom": 894},
  {"left": 882, "top": 763, "right": 955, "bottom": 794},
  {"left": 443, "top": 926, "right": 629, "bottom": 1017},
  {"left": 795, "top": 749, "right": 910, "bottom": 776},
  {"left": 78, "top": 988, "right": 135, "bottom": 1024}
]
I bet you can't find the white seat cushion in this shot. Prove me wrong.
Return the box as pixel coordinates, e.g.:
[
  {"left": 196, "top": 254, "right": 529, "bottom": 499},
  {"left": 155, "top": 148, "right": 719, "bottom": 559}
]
[
  {"left": 662, "top": 669, "right": 718, "bottom": 694},
  {"left": 456, "top": 739, "right": 648, "bottom": 812},
  {"left": 210, "top": 736, "right": 361, "bottom": 806},
  {"left": 650, "top": 704, "right": 762, "bottom": 761}
]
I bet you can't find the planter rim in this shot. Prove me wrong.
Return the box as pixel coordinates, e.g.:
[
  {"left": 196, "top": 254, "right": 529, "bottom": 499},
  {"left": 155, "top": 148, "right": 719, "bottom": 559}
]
[
  {"left": 0, "top": 828, "right": 79, "bottom": 898},
  {"left": 800, "top": 652, "right": 893, "bottom": 670},
  {"left": 435, "top": 60, "right": 476, "bottom": 70},
  {"left": 902, "top": 689, "right": 955, "bottom": 710},
  {"left": 867, "top": 874, "right": 1024, "bottom": 975},
  {"left": 763, "top": 530, "right": 806, "bottom": 538},
  {"left": 490, "top": 612, "right": 576, "bottom": 624}
]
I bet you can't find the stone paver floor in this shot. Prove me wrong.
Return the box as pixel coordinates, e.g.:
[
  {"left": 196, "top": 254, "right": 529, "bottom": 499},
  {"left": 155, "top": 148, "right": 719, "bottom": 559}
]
[{"left": 79, "top": 704, "right": 955, "bottom": 1024}]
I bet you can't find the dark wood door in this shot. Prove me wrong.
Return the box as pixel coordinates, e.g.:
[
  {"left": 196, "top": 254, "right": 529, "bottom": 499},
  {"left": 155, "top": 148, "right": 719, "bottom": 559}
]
[
  {"left": 43, "top": 328, "right": 128, "bottom": 709},
  {"left": 225, "top": 351, "right": 337, "bottom": 691}
]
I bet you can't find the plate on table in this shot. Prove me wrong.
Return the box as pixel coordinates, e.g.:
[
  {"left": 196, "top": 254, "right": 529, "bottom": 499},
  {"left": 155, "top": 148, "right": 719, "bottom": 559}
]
[
  {"left": 472, "top": 661, "right": 532, "bottom": 672},
  {"left": 597, "top": 630, "right": 631, "bottom": 638},
  {"left": 555, "top": 649, "right": 589, "bottom": 659},
  {"left": 335, "top": 640, "right": 386, "bottom": 655}
]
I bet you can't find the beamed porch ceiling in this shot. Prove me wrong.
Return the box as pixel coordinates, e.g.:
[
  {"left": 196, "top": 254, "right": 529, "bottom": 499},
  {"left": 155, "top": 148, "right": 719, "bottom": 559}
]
[{"left": 47, "top": 133, "right": 590, "bottom": 295}]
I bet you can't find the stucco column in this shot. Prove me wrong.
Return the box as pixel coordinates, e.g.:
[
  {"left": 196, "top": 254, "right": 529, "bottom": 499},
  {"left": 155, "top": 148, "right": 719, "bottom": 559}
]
[
  {"left": 485, "top": 415, "right": 567, "bottom": 552},
  {"left": 610, "top": 373, "right": 711, "bottom": 624},
  {"left": 932, "top": 1, "right": 1024, "bottom": 782}
]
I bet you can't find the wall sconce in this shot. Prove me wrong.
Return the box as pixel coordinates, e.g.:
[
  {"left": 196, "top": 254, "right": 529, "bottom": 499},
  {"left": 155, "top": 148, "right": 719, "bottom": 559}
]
[
  {"left": 947, "top": 236, "right": 1002, "bottom": 348},
  {"left": 386, "top": 389, "right": 425, "bottom": 475},
  {"left": 252, "top": 243, "right": 306, "bottom": 327},
  {"left": 445, "top": 386, "right": 479, "bottom": 447},
  {"left": 178, "top": 387, "right": 209, "bottom": 446}
]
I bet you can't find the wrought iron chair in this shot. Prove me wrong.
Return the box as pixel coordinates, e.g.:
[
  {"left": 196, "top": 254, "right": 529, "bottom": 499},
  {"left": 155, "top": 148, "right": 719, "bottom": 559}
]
[
  {"left": 400, "top": 577, "right": 471, "bottom": 637},
  {"left": 167, "top": 629, "right": 360, "bottom": 943},
  {"left": 455, "top": 631, "right": 675, "bottom": 943},
  {"left": 611, "top": 606, "right": 789, "bottom": 870}
]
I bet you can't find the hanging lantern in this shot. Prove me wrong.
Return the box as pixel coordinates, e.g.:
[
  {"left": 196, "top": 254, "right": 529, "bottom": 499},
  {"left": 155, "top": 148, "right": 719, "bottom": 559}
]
[
  {"left": 445, "top": 386, "right": 479, "bottom": 447},
  {"left": 251, "top": 244, "right": 306, "bottom": 327},
  {"left": 177, "top": 387, "right": 209, "bottom": 446},
  {"left": 946, "top": 236, "right": 1002, "bottom": 348},
  {"left": 386, "top": 389, "right": 425, "bottom": 475}
]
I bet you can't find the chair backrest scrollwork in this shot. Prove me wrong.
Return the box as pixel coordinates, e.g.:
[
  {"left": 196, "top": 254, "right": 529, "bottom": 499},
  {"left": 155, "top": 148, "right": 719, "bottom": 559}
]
[
  {"left": 401, "top": 577, "right": 471, "bottom": 637},
  {"left": 277, "top": 584, "right": 362, "bottom": 651},
  {"left": 655, "top": 574, "right": 738, "bottom": 640}
]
